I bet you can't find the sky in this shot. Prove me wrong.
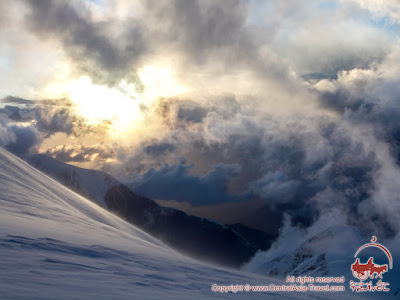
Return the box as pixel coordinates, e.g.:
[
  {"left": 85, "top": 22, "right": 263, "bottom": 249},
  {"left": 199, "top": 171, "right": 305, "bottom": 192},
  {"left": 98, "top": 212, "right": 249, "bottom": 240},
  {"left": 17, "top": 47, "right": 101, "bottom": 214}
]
[{"left": 1, "top": 0, "right": 400, "bottom": 237}]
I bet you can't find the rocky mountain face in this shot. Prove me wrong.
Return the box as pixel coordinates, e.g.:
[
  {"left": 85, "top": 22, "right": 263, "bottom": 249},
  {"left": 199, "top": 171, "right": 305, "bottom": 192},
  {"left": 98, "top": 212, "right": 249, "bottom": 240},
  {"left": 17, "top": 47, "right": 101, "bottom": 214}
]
[{"left": 227, "top": 223, "right": 276, "bottom": 251}]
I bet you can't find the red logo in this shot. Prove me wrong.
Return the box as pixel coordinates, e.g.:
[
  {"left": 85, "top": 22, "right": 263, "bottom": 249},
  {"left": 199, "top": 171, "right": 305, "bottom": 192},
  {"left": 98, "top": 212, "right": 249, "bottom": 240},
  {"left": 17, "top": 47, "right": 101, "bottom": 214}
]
[
  {"left": 350, "top": 236, "right": 392, "bottom": 292},
  {"left": 352, "top": 257, "right": 387, "bottom": 280}
]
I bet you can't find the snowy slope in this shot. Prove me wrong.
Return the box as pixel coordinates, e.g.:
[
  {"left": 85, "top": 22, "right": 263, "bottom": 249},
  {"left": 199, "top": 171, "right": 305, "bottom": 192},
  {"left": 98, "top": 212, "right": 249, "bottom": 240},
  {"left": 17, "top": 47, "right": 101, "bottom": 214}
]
[
  {"left": 245, "top": 226, "right": 363, "bottom": 277},
  {"left": 29, "top": 154, "right": 263, "bottom": 268},
  {"left": 28, "top": 154, "right": 119, "bottom": 208},
  {"left": 0, "top": 147, "right": 364, "bottom": 299}
]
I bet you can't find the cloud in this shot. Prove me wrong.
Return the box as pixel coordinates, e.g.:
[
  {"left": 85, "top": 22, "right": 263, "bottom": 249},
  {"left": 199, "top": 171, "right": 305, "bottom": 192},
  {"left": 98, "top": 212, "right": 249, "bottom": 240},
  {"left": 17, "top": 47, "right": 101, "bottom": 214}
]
[
  {"left": 143, "top": 142, "right": 176, "bottom": 156},
  {"left": 4, "top": 125, "right": 39, "bottom": 157},
  {"left": 44, "top": 144, "right": 115, "bottom": 163},
  {"left": 0, "top": 112, "right": 39, "bottom": 157},
  {"left": 22, "top": 0, "right": 300, "bottom": 94},
  {"left": 0, "top": 97, "right": 111, "bottom": 159},
  {"left": 0, "top": 97, "right": 110, "bottom": 139},
  {"left": 104, "top": 76, "right": 400, "bottom": 236},
  {"left": 131, "top": 162, "right": 241, "bottom": 206},
  {"left": 250, "top": 172, "right": 300, "bottom": 204},
  {"left": 177, "top": 100, "right": 208, "bottom": 124},
  {"left": 0, "top": 100, "right": 75, "bottom": 137},
  {"left": 345, "top": 0, "right": 400, "bottom": 24},
  {"left": 244, "top": 210, "right": 364, "bottom": 275},
  {"left": 0, "top": 114, "right": 16, "bottom": 147},
  {"left": 1, "top": 96, "right": 35, "bottom": 105},
  {"left": 90, "top": 93, "right": 388, "bottom": 234},
  {"left": 143, "top": 0, "right": 249, "bottom": 61},
  {"left": 24, "top": 0, "right": 146, "bottom": 88}
]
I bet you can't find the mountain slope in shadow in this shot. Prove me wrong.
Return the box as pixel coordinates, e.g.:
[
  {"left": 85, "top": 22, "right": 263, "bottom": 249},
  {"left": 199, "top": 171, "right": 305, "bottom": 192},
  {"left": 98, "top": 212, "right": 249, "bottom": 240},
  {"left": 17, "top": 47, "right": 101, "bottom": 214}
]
[{"left": 29, "top": 154, "right": 274, "bottom": 267}]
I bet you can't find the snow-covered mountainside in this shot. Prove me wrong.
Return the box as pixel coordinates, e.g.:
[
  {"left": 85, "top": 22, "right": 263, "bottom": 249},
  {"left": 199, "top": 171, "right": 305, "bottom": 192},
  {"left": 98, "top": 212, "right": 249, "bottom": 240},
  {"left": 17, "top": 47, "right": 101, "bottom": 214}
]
[
  {"left": 0, "top": 147, "right": 364, "bottom": 299},
  {"left": 245, "top": 225, "right": 400, "bottom": 298},
  {"left": 28, "top": 154, "right": 119, "bottom": 207},
  {"left": 29, "top": 154, "right": 271, "bottom": 268},
  {"left": 246, "top": 226, "right": 363, "bottom": 277}
]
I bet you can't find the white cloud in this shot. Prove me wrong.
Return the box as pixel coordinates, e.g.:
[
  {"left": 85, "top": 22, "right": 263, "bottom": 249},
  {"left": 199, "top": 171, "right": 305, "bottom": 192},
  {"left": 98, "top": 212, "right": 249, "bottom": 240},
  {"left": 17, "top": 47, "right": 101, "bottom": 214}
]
[{"left": 344, "top": 0, "right": 400, "bottom": 23}]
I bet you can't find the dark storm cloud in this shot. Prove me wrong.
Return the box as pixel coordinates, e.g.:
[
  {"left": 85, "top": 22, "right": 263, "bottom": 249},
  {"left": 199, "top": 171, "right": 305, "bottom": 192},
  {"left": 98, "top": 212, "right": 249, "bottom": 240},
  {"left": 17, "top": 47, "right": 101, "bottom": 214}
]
[
  {"left": 149, "top": 0, "right": 295, "bottom": 85},
  {"left": 177, "top": 100, "right": 208, "bottom": 124},
  {"left": 0, "top": 103, "right": 40, "bottom": 158},
  {"left": 34, "top": 106, "right": 75, "bottom": 137},
  {"left": 24, "top": 0, "right": 146, "bottom": 87},
  {"left": 175, "top": 97, "right": 241, "bottom": 124},
  {"left": 4, "top": 125, "right": 39, "bottom": 157},
  {"left": 0, "top": 105, "right": 24, "bottom": 121},
  {"left": 0, "top": 102, "right": 75, "bottom": 136},
  {"left": 145, "top": 0, "right": 248, "bottom": 60},
  {"left": 0, "top": 114, "right": 17, "bottom": 147},
  {"left": 0, "top": 110, "right": 40, "bottom": 157},
  {"left": 144, "top": 142, "right": 176, "bottom": 156},
  {"left": 131, "top": 162, "right": 241, "bottom": 205}
]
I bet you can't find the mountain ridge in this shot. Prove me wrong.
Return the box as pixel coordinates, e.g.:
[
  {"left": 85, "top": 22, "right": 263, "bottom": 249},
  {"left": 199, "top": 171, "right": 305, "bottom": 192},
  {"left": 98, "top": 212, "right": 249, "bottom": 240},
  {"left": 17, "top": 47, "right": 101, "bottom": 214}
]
[{"left": 29, "top": 154, "right": 273, "bottom": 267}]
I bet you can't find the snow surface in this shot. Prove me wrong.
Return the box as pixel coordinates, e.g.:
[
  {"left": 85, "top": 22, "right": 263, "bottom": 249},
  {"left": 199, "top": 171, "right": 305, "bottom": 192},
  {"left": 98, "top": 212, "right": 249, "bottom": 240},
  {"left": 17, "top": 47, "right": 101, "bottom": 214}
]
[
  {"left": 29, "top": 154, "right": 118, "bottom": 207},
  {"left": 0, "top": 148, "right": 362, "bottom": 299},
  {"left": 245, "top": 224, "right": 364, "bottom": 277}
]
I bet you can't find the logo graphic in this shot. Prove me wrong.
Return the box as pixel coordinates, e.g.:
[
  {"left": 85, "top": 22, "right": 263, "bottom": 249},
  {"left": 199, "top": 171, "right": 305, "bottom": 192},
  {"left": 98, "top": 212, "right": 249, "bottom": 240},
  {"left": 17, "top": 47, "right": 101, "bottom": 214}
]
[
  {"left": 350, "top": 236, "right": 392, "bottom": 292},
  {"left": 352, "top": 257, "right": 387, "bottom": 280}
]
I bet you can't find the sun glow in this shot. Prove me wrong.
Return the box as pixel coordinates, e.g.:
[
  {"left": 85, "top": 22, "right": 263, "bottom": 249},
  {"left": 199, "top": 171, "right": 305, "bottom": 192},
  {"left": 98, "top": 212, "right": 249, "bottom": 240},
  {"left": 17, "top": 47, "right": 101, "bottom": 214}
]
[
  {"left": 66, "top": 77, "right": 142, "bottom": 130},
  {"left": 139, "top": 65, "right": 187, "bottom": 100},
  {"left": 38, "top": 64, "right": 186, "bottom": 135}
]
